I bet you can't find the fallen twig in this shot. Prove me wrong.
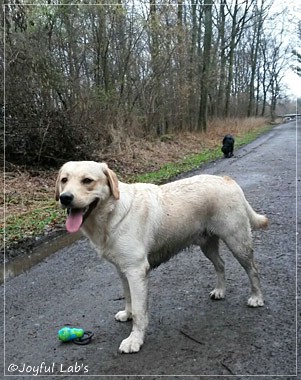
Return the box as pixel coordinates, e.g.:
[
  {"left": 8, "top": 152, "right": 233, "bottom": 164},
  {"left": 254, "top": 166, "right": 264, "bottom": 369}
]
[
  {"left": 112, "top": 296, "right": 125, "bottom": 301},
  {"left": 221, "top": 360, "right": 235, "bottom": 375},
  {"left": 180, "top": 330, "right": 204, "bottom": 345}
]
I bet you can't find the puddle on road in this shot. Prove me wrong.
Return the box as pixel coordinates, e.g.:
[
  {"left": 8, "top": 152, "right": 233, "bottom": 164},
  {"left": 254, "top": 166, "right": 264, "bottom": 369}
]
[{"left": 1, "top": 231, "right": 82, "bottom": 284}]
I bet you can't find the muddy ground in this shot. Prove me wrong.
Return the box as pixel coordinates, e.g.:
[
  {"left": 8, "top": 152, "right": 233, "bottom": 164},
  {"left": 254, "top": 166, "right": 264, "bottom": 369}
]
[{"left": 2, "top": 121, "right": 300, "bottom": 379}]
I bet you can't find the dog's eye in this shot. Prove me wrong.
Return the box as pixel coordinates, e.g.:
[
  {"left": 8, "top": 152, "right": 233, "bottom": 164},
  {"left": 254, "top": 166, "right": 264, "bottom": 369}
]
[
  {"left": 61, "top": 177, "right": 68, "bottom": 184},
  {"left": 82, "top": 178, "right": 93, "bottom": 184}
]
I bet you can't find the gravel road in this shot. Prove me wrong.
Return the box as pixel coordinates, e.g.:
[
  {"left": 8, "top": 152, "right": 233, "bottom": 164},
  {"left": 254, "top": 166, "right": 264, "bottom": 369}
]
[{"left": 2, "top": 121, "right": 300, "bottom": 378}]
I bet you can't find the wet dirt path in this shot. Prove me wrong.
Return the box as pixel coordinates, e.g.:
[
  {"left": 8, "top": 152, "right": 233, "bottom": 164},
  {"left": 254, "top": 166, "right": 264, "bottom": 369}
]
[{"left": 2, "top": 121, "right": 299, "bottom": 378}]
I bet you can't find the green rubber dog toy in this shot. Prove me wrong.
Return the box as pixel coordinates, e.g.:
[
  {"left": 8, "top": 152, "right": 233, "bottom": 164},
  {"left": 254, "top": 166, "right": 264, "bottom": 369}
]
[{"left": 58, "top": 327, "right": 84, "bottom": 342}]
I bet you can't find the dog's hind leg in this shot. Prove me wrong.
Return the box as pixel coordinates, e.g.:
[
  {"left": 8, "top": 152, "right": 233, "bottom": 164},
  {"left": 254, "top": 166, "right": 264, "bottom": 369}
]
[
  {"left": 222, "top": 232, "right": 264, "bottom": 307},
  {"left": 200, "top": 235, "right": 226, "bottom": 300}
]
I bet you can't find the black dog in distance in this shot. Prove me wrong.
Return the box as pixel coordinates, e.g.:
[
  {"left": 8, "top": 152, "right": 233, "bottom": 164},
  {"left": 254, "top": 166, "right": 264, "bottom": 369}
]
[{"left": 222, "top": 134, "right": 235, "bottom": 158}]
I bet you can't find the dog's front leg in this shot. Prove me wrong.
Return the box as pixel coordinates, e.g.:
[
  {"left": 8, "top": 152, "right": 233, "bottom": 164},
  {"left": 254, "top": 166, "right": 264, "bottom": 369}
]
[
  {"left": 115, "top": 271, "right": 132, "bottom": 322},
  {"left": 118, "top": 265, "right": 149, "bottom": 354}
]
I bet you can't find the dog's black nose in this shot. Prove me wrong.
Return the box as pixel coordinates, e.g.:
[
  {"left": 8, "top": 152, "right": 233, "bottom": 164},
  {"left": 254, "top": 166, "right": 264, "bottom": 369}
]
[{"left": 59, "top": 192, "right": 74, "bottom": 206}]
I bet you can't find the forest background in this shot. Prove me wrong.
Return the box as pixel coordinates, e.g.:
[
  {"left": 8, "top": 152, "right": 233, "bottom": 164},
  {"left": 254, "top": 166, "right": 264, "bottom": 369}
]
[{"left": 1, "top": 0, "right": 300, "bottom": 251}]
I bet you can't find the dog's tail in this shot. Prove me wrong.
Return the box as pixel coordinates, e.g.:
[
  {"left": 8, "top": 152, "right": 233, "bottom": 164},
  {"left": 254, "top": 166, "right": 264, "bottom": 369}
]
[{"left": 245, "top": 200, "right": 269, "bottom": 230}]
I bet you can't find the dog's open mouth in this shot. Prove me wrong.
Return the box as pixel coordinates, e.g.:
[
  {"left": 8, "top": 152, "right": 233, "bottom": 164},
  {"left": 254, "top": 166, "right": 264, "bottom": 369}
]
[{"left": 65, "top": 199, "right": 99, "bottom": 233}]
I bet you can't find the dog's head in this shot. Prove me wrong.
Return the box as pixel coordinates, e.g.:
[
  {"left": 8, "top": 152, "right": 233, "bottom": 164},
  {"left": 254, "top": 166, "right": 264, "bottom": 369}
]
[{"left": 55, "top": 161, "right": 119, "bottom": 233}]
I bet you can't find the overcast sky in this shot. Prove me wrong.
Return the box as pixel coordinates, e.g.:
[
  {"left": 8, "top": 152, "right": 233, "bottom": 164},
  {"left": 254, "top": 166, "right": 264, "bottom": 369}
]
[{"left": 271, "top": 0, "right": 301, "bottom": 98}]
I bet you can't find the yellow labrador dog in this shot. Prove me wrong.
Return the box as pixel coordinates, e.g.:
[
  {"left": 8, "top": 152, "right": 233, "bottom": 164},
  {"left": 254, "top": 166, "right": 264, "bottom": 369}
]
[{"left": 56, "top": 161, "right": 268, "bottom": 353}]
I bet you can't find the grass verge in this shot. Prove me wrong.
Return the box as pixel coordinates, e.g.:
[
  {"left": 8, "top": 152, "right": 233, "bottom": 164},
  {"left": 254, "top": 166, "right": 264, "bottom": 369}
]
[
  {"left": 3, "top": 201, "right": 66, "bottom": 247},
  {"left": 134, "top": 125, "right": 271, "bottom": 184}
]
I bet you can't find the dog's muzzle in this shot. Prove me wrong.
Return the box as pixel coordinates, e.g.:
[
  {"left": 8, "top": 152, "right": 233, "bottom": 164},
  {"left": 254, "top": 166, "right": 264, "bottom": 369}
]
[{"left": 59, "top": 193, "right": 99, "bottom": 233}]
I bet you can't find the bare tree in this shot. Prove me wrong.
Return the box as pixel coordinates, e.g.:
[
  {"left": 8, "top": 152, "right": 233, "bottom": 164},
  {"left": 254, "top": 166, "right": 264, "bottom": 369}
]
[
  {"left": 198, "top": 0, "right": 213, "bottom": 131},
  {"left": 247, "top": 0, "right": 272, "bottom": 116},
  {"left": 292, "top": 21, "right": 301, "bottom": 77},
  {"left": 224, "top": 0, "right": 254, "bottom": 117},
  {"left": 2, "top": 0, "right": 291, "bottom": 166}
]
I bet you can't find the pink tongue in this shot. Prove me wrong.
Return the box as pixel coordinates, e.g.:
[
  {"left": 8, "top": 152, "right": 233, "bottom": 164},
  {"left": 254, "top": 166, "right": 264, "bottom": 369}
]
[{"left": 66, "top": 210, "right": 83, "bottom": 233}]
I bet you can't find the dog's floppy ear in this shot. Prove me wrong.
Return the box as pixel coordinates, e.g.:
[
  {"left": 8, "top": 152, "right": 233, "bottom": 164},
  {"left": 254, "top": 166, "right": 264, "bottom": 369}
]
[
  {"left": 103, "top": 165, "right": 120, "bottom": 200},
  {"left": 55, "top": 168, "right": 62, "bottom": 201}
]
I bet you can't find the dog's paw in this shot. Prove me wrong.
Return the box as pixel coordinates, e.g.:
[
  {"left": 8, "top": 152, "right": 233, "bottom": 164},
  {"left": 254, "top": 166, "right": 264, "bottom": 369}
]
[
  {"left": 115, "top": 310, "right": 132, "bottom": 322},
  {"left": 210, "top": 288, "right": 225, "bottom": 300},
  {"left": 119, "top": 335, "right": 144, "bottom": 354},
  {"left": 247, "top": 295, "right": 264, "bottom": 307}
]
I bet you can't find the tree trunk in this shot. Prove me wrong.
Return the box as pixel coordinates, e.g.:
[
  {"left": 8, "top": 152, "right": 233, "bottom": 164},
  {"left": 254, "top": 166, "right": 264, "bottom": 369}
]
[
  {"left": 198, "top": 1, "right": 213, "bottom": 132},
  {"left": 224, "top": 1, "right": 238, "bottom": 117},
  {"left": 247, "top": 2, "right": 267, "bottom": 116},
  {"left": 217, "top": 0, "right": 226, "bottom": 117}
]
